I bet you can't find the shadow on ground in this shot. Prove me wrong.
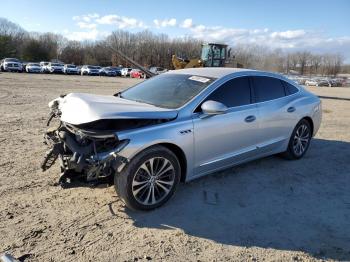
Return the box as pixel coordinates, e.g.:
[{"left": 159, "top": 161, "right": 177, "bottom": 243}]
[{"left": 124, "top": 139, "right": 350, "bottom": 261}]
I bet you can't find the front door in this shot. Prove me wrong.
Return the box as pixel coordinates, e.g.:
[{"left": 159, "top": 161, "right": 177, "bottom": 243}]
[{"left": 192, "top": 76, "right": 259, "bottom": 176}]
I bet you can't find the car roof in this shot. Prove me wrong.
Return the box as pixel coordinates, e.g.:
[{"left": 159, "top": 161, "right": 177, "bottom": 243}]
[{"left": 167, "top": 67, "right": 253, "bottom": 78}]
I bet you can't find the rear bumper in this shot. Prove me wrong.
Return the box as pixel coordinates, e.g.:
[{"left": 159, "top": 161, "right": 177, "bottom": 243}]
[
  {"left": 312, "top": 102, "right": 322, "bottom": 137},
  {"left": 65, "top": 70, "right": 78, "bottom": 74},
  {"left": 4, "top": 66, "right": 22, "bottom": 71},
  {"left": 104, "top": 72, "right": 117, "bottom": 76},
  {"left": 28, "top": 68, "right": 41, "bottom": 73},
  {"left": 50, "top": 69, "right": 64, "bottom": 73}
]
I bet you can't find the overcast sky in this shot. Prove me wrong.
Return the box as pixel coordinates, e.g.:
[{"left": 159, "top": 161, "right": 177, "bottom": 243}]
[{"left": 1, "top": 0, "right": 349, "bottom": 61}]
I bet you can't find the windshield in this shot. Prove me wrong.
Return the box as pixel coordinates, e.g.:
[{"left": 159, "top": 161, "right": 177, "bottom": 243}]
[
  {"left": 67, "top": 65, "right": 76, "bottom": 68},
  {"left": 28, "top": 63, "right": 40, "bottom": 66},
  {"left": 5, "top": 58, "right": 20, "bottom": 62},
  {"left": 51, "top": 63, "right": 62, "bottom": 66},
  {"left": 201, "top": 45, "right": 211, "bottom": 61},
  {"left": 88, "top": 66, "right": 101, "bottom": 69},
  {"left": 121, "top": 74, "right": 216, "bottom": 109}
]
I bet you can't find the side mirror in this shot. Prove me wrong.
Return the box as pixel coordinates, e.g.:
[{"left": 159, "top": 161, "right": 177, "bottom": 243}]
[{"left": 201, "top": 100, "right": 228, "bottom": 116}]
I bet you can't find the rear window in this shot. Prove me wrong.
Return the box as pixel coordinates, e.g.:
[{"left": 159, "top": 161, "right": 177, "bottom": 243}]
[
  {"left": 282, "top": 81, "right": 299, "bottom": 95},
  {"left": 252, "top": 76, "right": 286, "bottom": 102}
]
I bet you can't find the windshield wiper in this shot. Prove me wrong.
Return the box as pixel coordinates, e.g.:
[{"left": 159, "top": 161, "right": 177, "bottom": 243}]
[
  {"left": 114, "top": 91, "right": 122, "bottom": 97},
  {"left": 130, "top": 99, "right": 154, "bottom": 106}
]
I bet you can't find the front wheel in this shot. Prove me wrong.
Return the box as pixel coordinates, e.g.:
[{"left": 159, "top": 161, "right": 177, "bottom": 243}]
[
  {"left": 282, "top": 119, "right": 312, "bottom": 160},
  {"left": 114, "top": 145, "right": 181, "bottom": 210}
]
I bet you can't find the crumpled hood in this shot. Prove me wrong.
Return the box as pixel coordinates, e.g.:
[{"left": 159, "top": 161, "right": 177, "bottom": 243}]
[{"left": 50, "top": 93, "right": 178, "bottom": 125}]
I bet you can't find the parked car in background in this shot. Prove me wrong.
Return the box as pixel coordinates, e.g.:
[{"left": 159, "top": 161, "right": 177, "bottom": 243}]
[
  {"left": 77, "top": 66, "right": 82, "bottom": 75},
  {"left": 285, "top": 76, "right": 299, "bottom": 85},
  {"left": 130, "top": 69, "right": 145, "bottom": 79},
  {"left": 81, "top": 65, "right": 101, "bottom": 76},
  {"left": 121, "top": 67, "right": 132, "bottom": 77},
  {"left": 317, "top": 79, "right": 332, "bottom": 87},
  {"left": 345, "top": 78, "right": 350, "bottom": 87},
  {"left": 110, "top": 66, "right": 123, "bottom": 76},
  {"left": 0, "top": 58, "right": 23, "bottom": 72},
  {"left": 99, "top": 67, "right": 117, "bottom": 77},
  {"left": 63, "top": 64, "right": 79, "bottom": 75},
  {"left": 22, "top": 61, "right": 29, "bottom": 72},
  {"left": 296, "top": 77, "right": 308, "bottom": 85},
  {"left": 42, "top": 68, "right": 322, "bottom": 210},
  {"left": 149, "top": 66, "right": 168, "bottom": 75},
  {"left": 40, "top": 61, "right": 50, "bottom": 73},
  {"left": 47, "top": 62, "right": 64, "bottom": 74},
  {"left": 26, "top": 63, "right": 42, "bottom": 73},
  {"left": 305, "top": 79, "right": 318, "bottom": 86},
  {"left": 330, "top": 78, "right": 343, "bottom": 87}
]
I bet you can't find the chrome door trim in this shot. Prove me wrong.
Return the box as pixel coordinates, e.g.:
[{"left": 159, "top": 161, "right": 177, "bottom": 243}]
[{"left": 199, "top": 145, "right": 257, "bottom": 167}]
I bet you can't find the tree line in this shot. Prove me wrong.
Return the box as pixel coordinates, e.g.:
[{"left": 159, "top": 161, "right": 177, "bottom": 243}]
[{"left": 0, "top": 17, "right": 348, "bottom": 76}]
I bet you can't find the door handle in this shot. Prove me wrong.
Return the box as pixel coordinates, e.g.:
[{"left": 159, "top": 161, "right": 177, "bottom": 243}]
[
  {"left": 245, "top": 115, "right": 256, "bottom": 123},
  {"left": 287, "top": 107, "right": 296, "bottom": 113}
]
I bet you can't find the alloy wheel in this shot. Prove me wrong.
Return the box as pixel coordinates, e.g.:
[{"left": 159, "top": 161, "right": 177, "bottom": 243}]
[
  {"left": 293, "top": 124, "right": 310, "bottom": 156},
  {"left": 132, "top": 157, "right": 175, "bottom": 206}
]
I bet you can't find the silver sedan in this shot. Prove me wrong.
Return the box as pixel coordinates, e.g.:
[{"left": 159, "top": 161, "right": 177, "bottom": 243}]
[{"left": 42, "top": 68, "right": 322, "bottom": 210}]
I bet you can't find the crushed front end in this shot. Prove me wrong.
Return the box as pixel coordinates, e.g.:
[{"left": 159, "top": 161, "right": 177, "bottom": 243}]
[{"left": 41, "top": 96, "right": 129, "bottom": 186}]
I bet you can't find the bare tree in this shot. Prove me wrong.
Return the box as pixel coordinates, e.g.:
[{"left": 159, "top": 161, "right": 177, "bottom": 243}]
[
  {"left": 0, "top": 17, "right": 347, "bottom": 74},
  {"left": 310, "top": 54, "right": 322, "bottom": 75},
  {"left": 296, "top": 51, "right": 311, "bottom": 75}
]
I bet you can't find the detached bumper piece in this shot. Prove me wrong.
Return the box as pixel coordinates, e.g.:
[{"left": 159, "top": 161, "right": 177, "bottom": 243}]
[{"left": 41, "top": 129, "right": 62, "bottom": 171}]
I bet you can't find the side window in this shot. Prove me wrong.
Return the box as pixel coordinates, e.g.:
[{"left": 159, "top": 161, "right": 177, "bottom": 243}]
[
  {"left": 282, "top": 80, "right": 299, "bottom": 95},
  {"left": 252, "top": 76, "right": 286, "bottom": 102},
  {"left": 204, "top": 77, "right": 251, "bottom": 108}
]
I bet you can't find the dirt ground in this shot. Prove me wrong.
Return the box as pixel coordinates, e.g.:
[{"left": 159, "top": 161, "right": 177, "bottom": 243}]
[{"left": 0, "top": 72, "right": 350, "bottom": 262}]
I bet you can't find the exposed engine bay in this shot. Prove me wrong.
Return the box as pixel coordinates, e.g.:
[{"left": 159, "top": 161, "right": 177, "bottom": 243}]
[
  {"left": 41, "top": 93, "right": 176, "bottom": 186},
  {"left": 41, "top": 117, "right": 130, "bottom": 185}
]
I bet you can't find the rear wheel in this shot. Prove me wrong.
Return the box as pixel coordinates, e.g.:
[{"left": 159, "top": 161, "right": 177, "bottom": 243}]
[
  {"left": 282, "top": 119, "right": 312, "bottom": 159},
  {"left": 115, "top": 145, "right": 180, "bottom": 210}
]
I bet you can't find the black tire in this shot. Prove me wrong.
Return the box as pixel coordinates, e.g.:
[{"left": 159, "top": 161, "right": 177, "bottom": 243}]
[
  {"left": 114, "top": 145, "right": 181, "bottom": 211},
  {"left": 282, "top": 119, "right": 312, "bottom": 160}
]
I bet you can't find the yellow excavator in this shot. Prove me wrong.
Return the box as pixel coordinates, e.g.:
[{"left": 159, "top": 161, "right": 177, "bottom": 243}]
[
  {"left": 108, "top": 43, "right": 242, "bottom": 78},
  {"left": 172, "top": 43, "right": 241, "bottom": 69}
]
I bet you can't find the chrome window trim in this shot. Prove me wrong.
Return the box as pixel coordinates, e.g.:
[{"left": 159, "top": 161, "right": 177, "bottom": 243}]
[{"left": 190, "top": 72, "right": 301, "bottom": 114}]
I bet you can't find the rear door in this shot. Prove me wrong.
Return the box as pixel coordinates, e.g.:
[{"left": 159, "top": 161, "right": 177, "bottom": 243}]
[
  {"left": 192, "top": 76, "right": 259, "bottom": 176},
  {"left": 251, "top": 76, "right": 300, "bottom": 154}
]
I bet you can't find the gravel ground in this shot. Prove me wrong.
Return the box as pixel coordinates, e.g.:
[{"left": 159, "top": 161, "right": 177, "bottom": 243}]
[{"left": 0, "top": 72, "right": 349, "bottom": 262}]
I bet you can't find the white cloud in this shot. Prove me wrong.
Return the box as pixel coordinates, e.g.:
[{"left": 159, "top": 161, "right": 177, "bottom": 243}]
[
  {"left": 77, "top": 22, "right": 97, "bottom": 30},
  {"left": 68, "top": 13, "right": 146, "bottom": 41},
  {"left": 180, "top": 18, "right": 193, "bottom": 28},
  {"left": 153, "top": 18, "right": 177, "bottom": 28},
  {"left": 64, "top": 30, "right": 99, "bottom": 41},
  {"left": 178, "top": 20, "right": 350, "bottom": 58},
  {"left": 73, "top": 14, "right": 99, "bottom": 22},
  {"left": 96, "top": 14, "right": 145, "bottom": 29},
  {"left": 270, "top": 30, "right": 306, "bottom": 40},
  {"left": 65, "top": 14, "right": 350, "bottom": 60},
  {"left": 63, "top": 29, "right": 108, "bottom": 41}
]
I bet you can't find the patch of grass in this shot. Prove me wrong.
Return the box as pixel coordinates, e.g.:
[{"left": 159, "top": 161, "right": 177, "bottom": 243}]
[{"left": 323, "top": 109, "right": 333, "bottom": 113}]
